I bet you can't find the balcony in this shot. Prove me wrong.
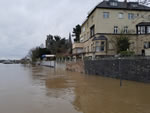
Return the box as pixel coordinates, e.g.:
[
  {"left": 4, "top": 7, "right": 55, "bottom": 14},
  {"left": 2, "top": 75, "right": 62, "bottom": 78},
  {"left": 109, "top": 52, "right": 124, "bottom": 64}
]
[{"left": 72, "top": 43, "right": 84, "bottom": 54}]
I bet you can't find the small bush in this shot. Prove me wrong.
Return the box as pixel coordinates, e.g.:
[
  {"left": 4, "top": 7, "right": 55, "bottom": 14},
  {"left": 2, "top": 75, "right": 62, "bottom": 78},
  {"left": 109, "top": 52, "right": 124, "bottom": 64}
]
[{"left": 120, "top": 51, "right": 135, "bottom": 57}]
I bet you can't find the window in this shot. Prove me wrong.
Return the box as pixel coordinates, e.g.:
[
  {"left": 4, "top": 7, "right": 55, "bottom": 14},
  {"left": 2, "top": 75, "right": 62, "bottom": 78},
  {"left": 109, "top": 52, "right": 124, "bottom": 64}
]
[
  {"left": 96, "top": 41, "right": 99, "bottom": 46},
  {"left": 138, "top": 26, "right": 141, "bottom": 34},
  {"left": 114, "top": 26, "right": 118, "bottom": 34},
  {"left": 95, "top": 41, "right": 105, "bottom": 52},
  {"left": 137, "top": 26, "right": 150, "bottom": 34},
  {"left": 144, "top": 42, "right": 149, "bottom": 49},
  {"left": 124, "top": 26, "right": 128, "bottom": 33},
  {"left": 147, "top": 26, "right": 150, "bottom": 33},
  {"left": 82, "top": 27, "right": 85, "bottom": 32},
  {"left": 144, "top": 42, "right": 150, "bottom": 49},
  {"left": 95, "top": 41, "right": 100, "bottom": 52},
  {"left": 128, "top": 13, "right": 134, "bottom": 20},
  {"left": 141, "top": 26, "right": 145, "bottom": 34},
  {"left": 96, "top": 46, "right": 100, "bottom": 52},
  {"left": 103, "top": 12, "right": 109, "bottom": 19},
  {"left": 90, "top": 25, "right": 95, "bottom": 37},
  {"left": 110, "top": 2, "right": 118, "bottom": 6},
  {"left": 101, "top": 41, "right": 105, "bottom": 51},
  {"left": 118, "top": 13, "right": 124, "bottom": 19},
  {"left": 131, "top": 4, "right": 138, "bottom": 8}
]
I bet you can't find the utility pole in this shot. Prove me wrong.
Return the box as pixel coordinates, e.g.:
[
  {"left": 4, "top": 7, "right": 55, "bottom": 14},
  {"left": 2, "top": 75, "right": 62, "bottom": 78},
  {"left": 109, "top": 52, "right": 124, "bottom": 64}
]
[{"left": 119, "top": 59, "right": 122, "bottom": 87}]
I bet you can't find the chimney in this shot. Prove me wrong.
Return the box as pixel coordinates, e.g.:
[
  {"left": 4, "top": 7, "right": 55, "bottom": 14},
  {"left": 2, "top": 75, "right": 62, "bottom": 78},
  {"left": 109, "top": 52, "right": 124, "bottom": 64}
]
[{"left": 124, "top": 0, "right": 127, "bottom": 8}]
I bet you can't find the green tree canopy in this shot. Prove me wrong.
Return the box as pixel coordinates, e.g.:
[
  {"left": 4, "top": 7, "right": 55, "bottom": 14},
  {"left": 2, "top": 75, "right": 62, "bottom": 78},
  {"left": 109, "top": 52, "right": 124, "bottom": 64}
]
[
  {"left": 116, "top": 35, "right": 130, "bottom": 53},
  {"left": 28, "top": 47, "right": 51, "bottom": 62},
  {"left": 72, "top": 24, "right": 81, "bottom": 42},
  {"left": 45, "top": 34, "right": 72, "bottom": 55}
]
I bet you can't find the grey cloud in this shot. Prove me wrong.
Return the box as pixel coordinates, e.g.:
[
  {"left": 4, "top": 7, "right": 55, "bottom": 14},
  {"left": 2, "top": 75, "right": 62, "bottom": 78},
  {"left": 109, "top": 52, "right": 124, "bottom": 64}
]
[{"left": 0, "top": 0, "right": 101, "bottom": 59}]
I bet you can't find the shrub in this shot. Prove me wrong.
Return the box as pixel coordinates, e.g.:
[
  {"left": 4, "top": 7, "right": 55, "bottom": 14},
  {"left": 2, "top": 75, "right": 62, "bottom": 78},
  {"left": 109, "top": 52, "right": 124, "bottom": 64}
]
[{"left": 120, "top": 51, "right": 135, "bottom": 57}]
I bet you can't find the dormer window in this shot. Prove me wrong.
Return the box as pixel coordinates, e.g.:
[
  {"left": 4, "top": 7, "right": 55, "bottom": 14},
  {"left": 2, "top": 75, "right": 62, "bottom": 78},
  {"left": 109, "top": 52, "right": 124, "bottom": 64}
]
[
  {"left": 110, "top": 2, "right": 118, "bottom": 6},
  {"left": 130, "top": 2, "right": 139, "bottom": 8},
  {"left": 132, "top": 4, "right": 138, "bottom": 7}
]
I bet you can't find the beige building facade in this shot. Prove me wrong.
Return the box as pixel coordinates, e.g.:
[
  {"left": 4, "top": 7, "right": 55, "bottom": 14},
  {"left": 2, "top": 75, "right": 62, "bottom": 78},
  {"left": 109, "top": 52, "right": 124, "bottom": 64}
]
[{"left": 73, "top": 0, "right": 150, "bottom": 59}]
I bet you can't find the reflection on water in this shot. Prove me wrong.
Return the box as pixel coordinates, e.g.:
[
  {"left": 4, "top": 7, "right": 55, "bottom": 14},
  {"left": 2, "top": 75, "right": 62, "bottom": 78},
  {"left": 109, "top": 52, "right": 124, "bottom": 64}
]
[{"left": 0, "top": 64, "right": 150, "bottom": 113}]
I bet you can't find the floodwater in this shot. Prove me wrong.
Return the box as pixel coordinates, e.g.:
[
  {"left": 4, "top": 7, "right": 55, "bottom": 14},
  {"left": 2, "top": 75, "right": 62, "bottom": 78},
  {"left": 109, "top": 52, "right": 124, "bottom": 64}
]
[{"left": 0, "top": 63, "right": 150, "bottom": 113}]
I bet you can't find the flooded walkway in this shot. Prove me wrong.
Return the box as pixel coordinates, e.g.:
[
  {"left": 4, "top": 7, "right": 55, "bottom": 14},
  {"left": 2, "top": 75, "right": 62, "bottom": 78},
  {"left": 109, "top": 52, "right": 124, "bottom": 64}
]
[{"left": 0, "top": 64, "right": 150, "bottom": 113}]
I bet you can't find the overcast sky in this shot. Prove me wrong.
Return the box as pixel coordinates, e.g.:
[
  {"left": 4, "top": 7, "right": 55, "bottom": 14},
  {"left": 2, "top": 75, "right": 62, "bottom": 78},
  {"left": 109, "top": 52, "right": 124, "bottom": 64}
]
[{"left": 0, "top": 0, "right": 102, "bottom": 59}]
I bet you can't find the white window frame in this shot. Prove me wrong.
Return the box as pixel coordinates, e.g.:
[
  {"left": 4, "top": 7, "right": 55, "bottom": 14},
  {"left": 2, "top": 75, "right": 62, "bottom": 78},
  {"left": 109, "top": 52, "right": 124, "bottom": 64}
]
[
  {"left": 144, "top": 42, "right": 149, "bottom": 49},
  {"left": 138, "top": 26, "right": 141, "bottom": 34},
  {"left": 103, "top": 12, "right": 109, "bottom": 19},
  {"left": 95, "top": 41, "right": 100, "bottom": 52},
  {"left": 118, "top": 13, "right": 124, "bottom": 19},
  {"left": 96, "top": 46, "right": 100, "bottom": 52},
  {"left": 128, "top": 13, "right": 134, "bottom": 20},
  {"left": 141, "top": 26, "right": 145, "bottom": 34},
  {"left": 147, "top": 26, "right": 150, "bottom": 33},
  {"left": 114, "top": 26, "right": 118, "bottom": 34},
  {"left": 124, "top": 26, "right": 128, "bottom": 33},
  {"left": 110, "top": 2, "right": 118, "bottom": 6}
]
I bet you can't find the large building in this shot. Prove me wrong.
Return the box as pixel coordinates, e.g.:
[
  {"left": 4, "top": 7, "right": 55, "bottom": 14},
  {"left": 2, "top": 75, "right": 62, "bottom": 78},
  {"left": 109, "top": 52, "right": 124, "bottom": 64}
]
[{"left": 73, "top": 0, "right": 150, "bottom": 59}]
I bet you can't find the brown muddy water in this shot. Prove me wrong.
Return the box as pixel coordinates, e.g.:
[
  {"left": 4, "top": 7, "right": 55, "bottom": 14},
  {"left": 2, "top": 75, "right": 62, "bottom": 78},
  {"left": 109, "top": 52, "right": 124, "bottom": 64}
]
[{"left": 0, "top": 63, "right": 150, "bottom": 113}]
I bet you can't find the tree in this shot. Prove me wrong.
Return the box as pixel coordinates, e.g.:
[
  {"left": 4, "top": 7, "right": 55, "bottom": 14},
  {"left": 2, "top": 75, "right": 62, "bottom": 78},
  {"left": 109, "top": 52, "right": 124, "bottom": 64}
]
[
  {"left": 139, "top": 0, "right": 150, "bottom": 5},
  {"left": 116, "top": 35, "right": 130, "bottom": 53},
  {"left": 68, "top": 33, "right": 72, "bottom": 54},
  {"left": 54, "top": 35, "right": 61, "bottom": 41},
  {"left": 72, "top": 24, "right": 81, "bottom": 42},
  {"left": 28, "top": 47, "right": 51, "bottom": 62},
  {"left": 45, "top": 34, "right": 72, "bottom": 55}
]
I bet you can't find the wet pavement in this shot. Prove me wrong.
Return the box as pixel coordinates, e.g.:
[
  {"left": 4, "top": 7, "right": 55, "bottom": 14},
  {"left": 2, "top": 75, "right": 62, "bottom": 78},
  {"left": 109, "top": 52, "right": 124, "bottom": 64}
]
[{"left": 0, "top": 63, "right": 150, "bottom": 113}]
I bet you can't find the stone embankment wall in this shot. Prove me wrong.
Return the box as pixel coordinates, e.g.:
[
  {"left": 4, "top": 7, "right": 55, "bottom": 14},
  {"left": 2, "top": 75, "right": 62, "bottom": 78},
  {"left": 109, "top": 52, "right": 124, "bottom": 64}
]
[
  {"left": 66, "top": 61, "right": 84, "bottom": 73},
  {"left": 84, "top": 58, "right": 150, "bottom": 83}
]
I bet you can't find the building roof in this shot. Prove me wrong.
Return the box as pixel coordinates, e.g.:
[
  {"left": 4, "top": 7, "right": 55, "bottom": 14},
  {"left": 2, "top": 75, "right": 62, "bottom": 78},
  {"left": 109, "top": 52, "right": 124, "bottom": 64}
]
[
  {"left": 88, "top": 0, "right": 150, "bottom": 17},
  {"left": 137, "top": 22, "right": 150, "bottom": 26},
  {"left": 97, "top": 1, "right": 150, "bottom": 10}
]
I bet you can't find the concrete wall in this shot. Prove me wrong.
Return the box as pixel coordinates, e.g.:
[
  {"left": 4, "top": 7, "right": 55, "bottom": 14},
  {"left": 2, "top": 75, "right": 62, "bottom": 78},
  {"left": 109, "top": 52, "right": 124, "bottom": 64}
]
[
  {"left": 84, "top": 58, "right": 150, "bottom": 82},
  {"left": 66, "top": 61, "right": 84, "bottom": 73}
]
